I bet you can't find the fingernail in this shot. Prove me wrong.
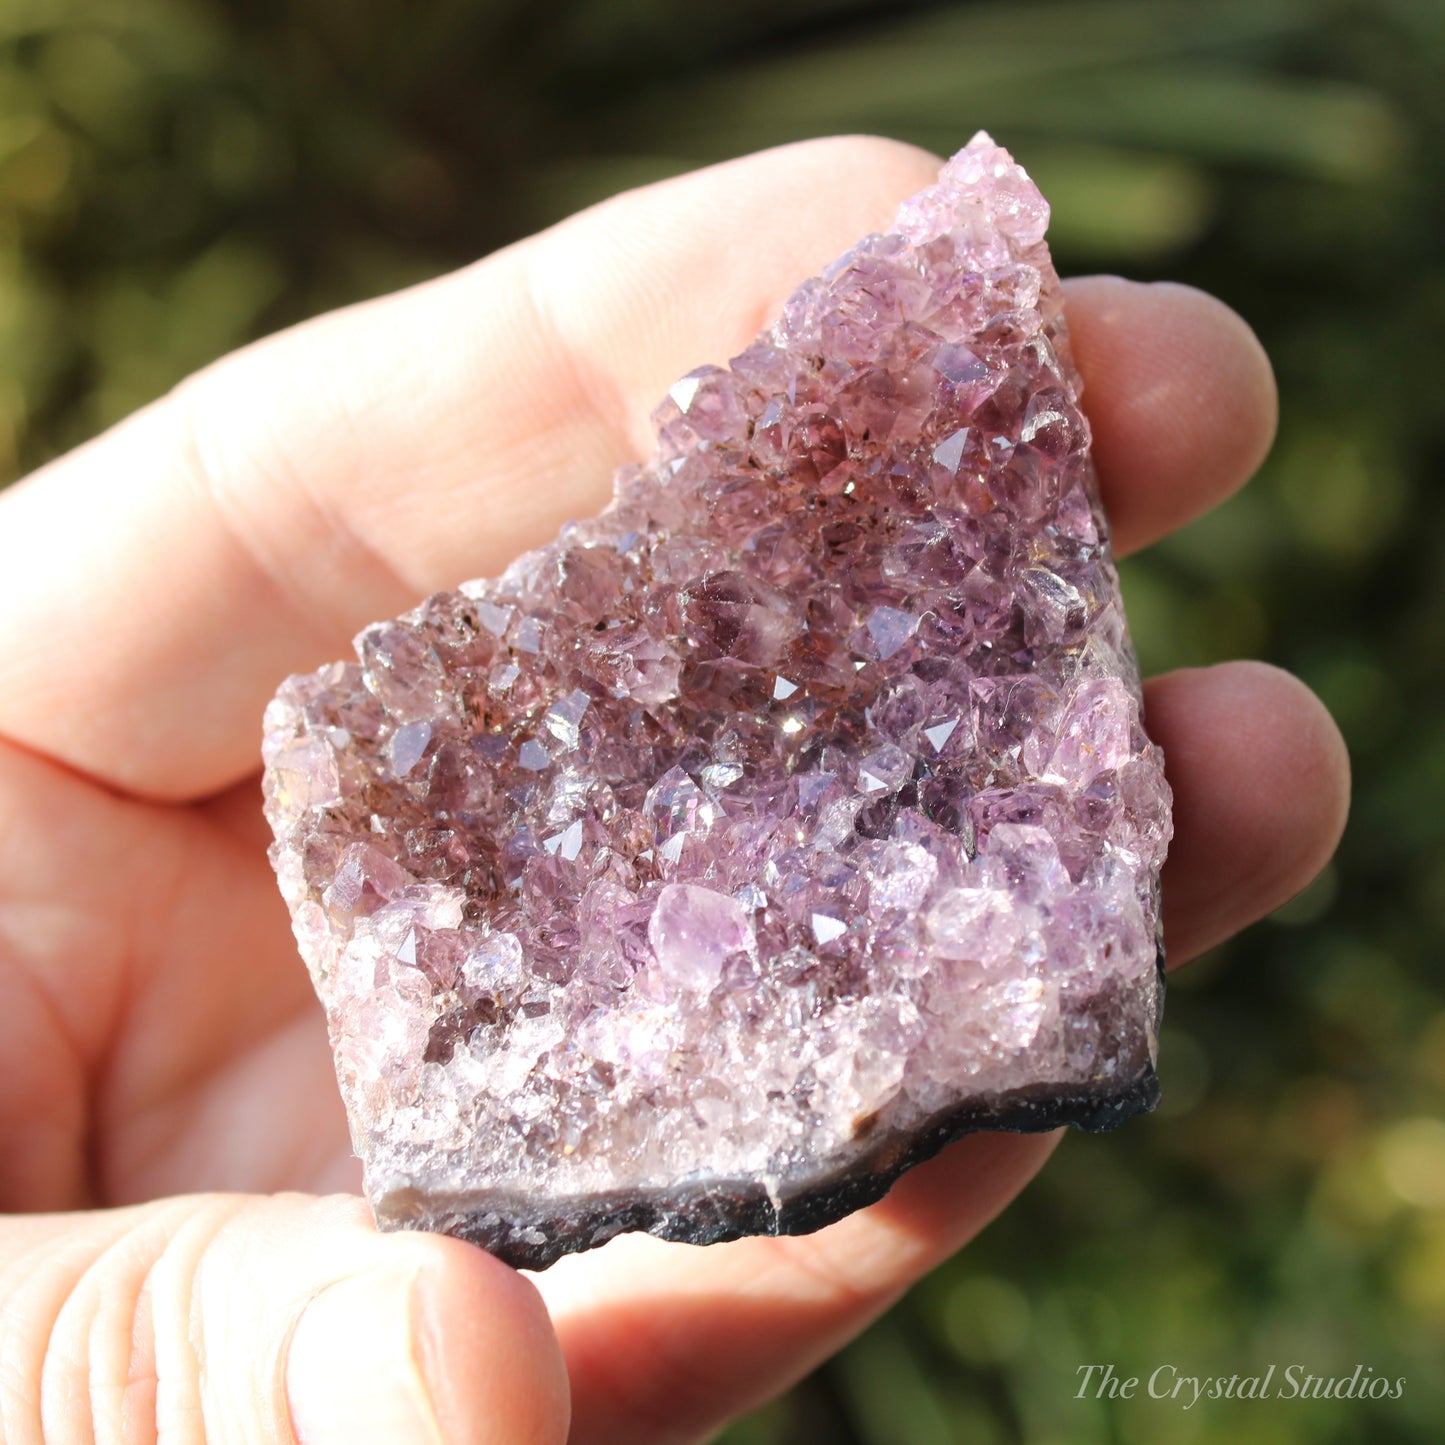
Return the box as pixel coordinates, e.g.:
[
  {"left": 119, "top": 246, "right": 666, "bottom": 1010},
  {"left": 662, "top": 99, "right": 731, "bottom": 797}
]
[{"left": 288, "top": 1266, "right": 445, "bottom": 1445}]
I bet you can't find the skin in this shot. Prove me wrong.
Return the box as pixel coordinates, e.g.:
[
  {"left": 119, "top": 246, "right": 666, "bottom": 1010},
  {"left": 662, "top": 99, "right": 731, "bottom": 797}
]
[{"left": 0, "top": 136, "right": 1349, "bottom": 1445}]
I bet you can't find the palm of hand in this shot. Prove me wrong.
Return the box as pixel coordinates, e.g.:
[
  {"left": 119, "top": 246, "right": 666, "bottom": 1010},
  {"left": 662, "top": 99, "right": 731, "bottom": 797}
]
[
  {"left": 0, "top": 138, "right": 1346, "bottom": 1445},
  {"left": 0, "top": 759, "right": 354, "bottom": 1213}
]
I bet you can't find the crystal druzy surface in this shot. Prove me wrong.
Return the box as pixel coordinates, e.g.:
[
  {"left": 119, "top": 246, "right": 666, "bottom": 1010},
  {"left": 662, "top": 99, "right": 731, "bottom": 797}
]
[{"left": 263, "top": 133, "right": 1172, "bottom": 1269}]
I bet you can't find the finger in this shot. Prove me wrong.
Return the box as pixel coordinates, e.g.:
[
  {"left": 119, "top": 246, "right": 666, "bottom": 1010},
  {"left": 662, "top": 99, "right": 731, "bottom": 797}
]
[
  {"left": 1148, "top": 660, "right": 1350, "bottom": 964},
  {"left": 0, "top": 1193, "right": 568, "bottom": 1445},
  {"left": 536, "top": 660, "right": 1347, "bottom": 1445},
  {"left": 1063, "top": 277, "right": 1277, "bottom": 557},
  {"left": 0, "top": 136, "right": 938, "bottom": 802},
  {"left": 0, "top": 139, "right": 1275, "bottom": 801},
  {"left": 541, "top": 1132, "right": 1056, "bottom": 1445}
]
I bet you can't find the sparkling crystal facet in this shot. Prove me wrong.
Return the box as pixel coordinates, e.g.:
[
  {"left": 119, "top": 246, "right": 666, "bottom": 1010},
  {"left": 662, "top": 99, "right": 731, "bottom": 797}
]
[{"left": 263, "top": 133, "right": 1172, "bottom": 1269}]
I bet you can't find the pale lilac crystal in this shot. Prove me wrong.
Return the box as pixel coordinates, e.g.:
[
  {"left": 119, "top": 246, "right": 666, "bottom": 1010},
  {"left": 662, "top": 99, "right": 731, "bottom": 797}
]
[
  {"left": 649, "top": 884, "right": 755, "bottom": 992},
  {"left": 263, "top": 132, "right": 1172, "bottom": 1268}
]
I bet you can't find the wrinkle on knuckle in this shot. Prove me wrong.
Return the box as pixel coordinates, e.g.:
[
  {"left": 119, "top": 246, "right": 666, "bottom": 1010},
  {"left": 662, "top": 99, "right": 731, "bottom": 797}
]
[
  {"left": 0, "top": 1199, "right": 257, "bottom": 1445},
  {"left": 0, "top": 1210, "right": 158, "bottom": 1445},
  {"left": 48, "top": 1216, "right": 164, "bottom": 1445},
  {"left": 514, "top": 241, "right": 634, "bottom": 464},
  {"left": 167, "top": 371, "right": 409, "bottom": 648},
  {"left": 0, "top": 1237, "right": 63, "bottom": 1445},
  {"left": 146, "top": 1196, "right": 254, "bottom": 1445}
]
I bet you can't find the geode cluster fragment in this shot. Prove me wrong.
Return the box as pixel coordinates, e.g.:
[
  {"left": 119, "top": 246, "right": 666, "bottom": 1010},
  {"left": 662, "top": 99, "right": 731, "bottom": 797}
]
[{"left": 263, "top": 133, "right": 1172, "bottom": 1270}]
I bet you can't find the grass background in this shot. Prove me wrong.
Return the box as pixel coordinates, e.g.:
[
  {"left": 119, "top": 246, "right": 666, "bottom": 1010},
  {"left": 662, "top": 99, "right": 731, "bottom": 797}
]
[{"left": 1, "top": 1, "right": 1441, "bottom": 1439}]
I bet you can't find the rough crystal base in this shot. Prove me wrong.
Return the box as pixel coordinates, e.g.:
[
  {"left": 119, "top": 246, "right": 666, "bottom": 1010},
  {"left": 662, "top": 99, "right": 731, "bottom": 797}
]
[{"left": 376, "top": 1049, "right": 1162, "bottom": 1270}]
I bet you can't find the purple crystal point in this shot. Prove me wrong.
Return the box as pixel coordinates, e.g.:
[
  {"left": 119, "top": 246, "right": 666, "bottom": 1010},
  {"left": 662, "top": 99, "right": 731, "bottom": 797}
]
[{"left": 263, "top": 133, "right": 1172, "bottom": 1268}]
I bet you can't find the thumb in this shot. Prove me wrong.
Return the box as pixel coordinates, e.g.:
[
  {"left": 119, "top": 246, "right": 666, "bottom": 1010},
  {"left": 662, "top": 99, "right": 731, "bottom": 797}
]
[{"left": 0, "top": 1192, "right": 569, "bottom": 1444}]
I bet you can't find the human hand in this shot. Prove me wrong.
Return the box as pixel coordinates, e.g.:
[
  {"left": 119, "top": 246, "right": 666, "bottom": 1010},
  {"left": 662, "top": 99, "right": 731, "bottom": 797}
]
[{"left": 0, "top": 137, "right": 1348, "bottom": 1444}]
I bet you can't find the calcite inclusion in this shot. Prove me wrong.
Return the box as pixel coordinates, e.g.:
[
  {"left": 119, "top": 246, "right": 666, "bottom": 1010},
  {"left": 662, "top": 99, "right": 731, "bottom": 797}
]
[{"left": 263, "top": 133, "right": 1172, "bottom": 1269}]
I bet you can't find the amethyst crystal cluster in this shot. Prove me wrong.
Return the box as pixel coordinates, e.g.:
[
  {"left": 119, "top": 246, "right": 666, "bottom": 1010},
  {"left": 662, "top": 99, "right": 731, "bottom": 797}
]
[{"left": 263, "top": 133, "right": 1172, "bottom": 1269}]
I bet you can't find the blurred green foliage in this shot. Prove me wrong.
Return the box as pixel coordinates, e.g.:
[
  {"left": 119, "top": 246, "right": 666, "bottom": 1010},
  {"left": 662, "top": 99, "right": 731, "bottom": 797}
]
[{"left": 2, "top": 0, "right": 1442, "bottom": 1439}]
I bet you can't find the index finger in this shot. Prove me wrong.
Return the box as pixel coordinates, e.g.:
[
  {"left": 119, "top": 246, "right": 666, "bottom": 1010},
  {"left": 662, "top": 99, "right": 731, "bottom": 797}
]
[{"left": 0, "top": 137, "right": 1275, "bottom": 801}]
